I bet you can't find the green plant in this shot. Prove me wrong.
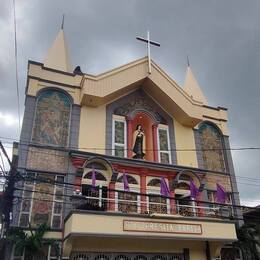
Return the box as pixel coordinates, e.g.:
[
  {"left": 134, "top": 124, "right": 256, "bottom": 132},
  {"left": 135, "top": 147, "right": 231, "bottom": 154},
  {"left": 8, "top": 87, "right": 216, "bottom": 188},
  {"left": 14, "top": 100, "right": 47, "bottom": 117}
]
[
  {"left": 7, "top": 223, "right": 60, "bottom": 260},
  {"left": 233, "top": 223, "right": 260, "bottom": 260}
]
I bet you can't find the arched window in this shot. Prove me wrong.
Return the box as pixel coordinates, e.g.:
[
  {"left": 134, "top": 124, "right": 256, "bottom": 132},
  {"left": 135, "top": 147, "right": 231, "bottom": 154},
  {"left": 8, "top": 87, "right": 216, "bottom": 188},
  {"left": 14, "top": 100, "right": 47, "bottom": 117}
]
[
  {"left": 32, "top": 89, "right": 71, "bottom": 146},
  {"left": 116, "top": 174, "right": 140, "bottom": 214},
  {"left": 117, "top": 175, "right": 138, "bottom": 185},
  {"left": 147, "top": 178, "right": 168, "bottom": 214},
  {"left": 199, "top": 123, "right": 226, "bottom": 172},
  {"left": 147, "top": 178, "right": 161, "bottom": 187},
  {"left": 84, "top": 171, "right": 107, "bottom": 181}
]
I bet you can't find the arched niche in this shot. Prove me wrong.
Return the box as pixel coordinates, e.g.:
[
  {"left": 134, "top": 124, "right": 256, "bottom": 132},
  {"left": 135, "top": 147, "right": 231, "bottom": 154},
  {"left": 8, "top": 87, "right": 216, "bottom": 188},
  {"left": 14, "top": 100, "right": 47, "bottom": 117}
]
[{"left": 130, "top": 111, "right": 157, "bottom": 161}]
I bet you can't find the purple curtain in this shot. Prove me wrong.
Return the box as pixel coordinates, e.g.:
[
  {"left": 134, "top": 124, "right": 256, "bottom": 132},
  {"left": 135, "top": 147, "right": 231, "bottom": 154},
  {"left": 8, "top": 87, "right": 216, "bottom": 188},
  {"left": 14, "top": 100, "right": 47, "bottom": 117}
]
[
  {"left": 216, "top": 183, "right": 226, "bottom": 203},
  {"left": 190, "top": 180, "right": 199, "bottom": 199},
  {"left": 91, "top": 167, "right": 96, "bottom": 190},
  {"left": 123, "top": 172, "right": 130, "bottom": 192},
  {"left": 160, "top": 177, "right": 170, "bottom": 196}
]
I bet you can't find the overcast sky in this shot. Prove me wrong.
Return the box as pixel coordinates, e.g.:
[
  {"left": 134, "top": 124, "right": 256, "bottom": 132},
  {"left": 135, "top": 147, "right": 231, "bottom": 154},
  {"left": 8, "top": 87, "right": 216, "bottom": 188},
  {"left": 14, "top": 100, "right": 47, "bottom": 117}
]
[{"left": 1, "top": 0, "right": 260, "bottom": 206}]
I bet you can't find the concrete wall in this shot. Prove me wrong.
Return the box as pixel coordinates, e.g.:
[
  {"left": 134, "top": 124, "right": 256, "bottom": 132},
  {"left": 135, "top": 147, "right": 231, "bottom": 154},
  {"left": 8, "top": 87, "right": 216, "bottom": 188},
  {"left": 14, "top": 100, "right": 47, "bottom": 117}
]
[
  {"left": 174, "top": 119, "right": 198, "bottom": 168},
  {"left": 78, "top": 105, "right": 106, "bottom": 154}
]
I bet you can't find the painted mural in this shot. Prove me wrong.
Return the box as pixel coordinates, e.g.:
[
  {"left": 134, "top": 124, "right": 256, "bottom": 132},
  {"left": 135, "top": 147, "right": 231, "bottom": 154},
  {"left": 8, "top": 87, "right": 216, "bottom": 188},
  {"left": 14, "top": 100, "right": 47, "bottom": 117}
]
[
  {"left": 32, "top": 90, "right": 71, "bottom": 146},
  {"left": 199, "top": 124, "right": 226, "bottom": 172}
]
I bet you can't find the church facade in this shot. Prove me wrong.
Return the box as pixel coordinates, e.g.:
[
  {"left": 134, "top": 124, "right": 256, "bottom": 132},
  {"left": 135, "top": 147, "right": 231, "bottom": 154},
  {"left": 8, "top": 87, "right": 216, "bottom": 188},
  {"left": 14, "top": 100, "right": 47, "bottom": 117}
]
[{"left": 10, "top": 27, "right": 241, "bottom": 260}]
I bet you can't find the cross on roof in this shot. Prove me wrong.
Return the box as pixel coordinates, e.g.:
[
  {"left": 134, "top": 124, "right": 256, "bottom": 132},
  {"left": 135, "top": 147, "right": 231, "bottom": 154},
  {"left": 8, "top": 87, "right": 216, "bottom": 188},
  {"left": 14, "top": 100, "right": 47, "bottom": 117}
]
[{"left": 136, "top": 31, "right": 160, "bottom": 74}]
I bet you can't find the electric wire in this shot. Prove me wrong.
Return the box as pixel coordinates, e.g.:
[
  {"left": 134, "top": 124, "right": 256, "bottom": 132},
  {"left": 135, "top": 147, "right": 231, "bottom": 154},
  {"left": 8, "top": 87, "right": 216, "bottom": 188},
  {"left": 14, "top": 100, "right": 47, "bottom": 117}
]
[
  {"left": 2, "top": 136, "right": 260, "bottom": 152},
  {"left": 1, "top": 142, "right": 260, "bottom": 185},
  {"left": 12, "top": 0, "right": 21, "bottom": 134}
]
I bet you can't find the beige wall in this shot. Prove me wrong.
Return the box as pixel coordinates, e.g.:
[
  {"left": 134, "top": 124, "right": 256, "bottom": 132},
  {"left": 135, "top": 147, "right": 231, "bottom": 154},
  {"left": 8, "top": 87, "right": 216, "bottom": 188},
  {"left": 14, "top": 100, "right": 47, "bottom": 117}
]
[
  {"left": 70, "top": 236, "right": 207, "bottom": 260},
  {"left": 65, "top": 213, "right": 237, "bottom": 241},
  {"left": 78, "top": 105, "right": 106, "bottom": 154},
  {"left": 174, "top": 119, "right": 198, "bottom": 167}
]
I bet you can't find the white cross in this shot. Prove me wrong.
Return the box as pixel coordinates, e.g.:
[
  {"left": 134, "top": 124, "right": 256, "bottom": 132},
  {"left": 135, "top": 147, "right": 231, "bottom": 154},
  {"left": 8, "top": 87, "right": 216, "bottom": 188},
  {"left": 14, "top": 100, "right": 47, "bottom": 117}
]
[{"left": 136, "top": 31, "right": 160, "bottom": 74}]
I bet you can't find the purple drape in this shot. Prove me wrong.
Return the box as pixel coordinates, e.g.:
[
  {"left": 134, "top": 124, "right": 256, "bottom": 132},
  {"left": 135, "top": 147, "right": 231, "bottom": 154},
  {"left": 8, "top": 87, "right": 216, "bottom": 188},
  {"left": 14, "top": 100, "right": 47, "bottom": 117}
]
[
  {"left": 123, "top": 172, "right": 130, "bottom": 192},
  {"left": 216, "top": 183, "right": 226, "bottom": 203},
  {"left": 91, "top": 167, "right": 96, "bottom": 190},
  {"left": 160, "top": 177, "right": 170, "bottom": 197},
  {"left": 190, "top": 180, "right": 199, "bottom": 199}
]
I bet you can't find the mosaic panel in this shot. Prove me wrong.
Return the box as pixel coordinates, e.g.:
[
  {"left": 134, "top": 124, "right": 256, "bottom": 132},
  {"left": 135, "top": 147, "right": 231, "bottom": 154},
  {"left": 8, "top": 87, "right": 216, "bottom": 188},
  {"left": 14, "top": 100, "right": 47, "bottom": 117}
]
[
  {"left": 32, "top": 90, "right": 71, "bottom": 146},
  {"left": 199, "top": 124, "right": 226, "bottom": 172},
  {"left": 26, "top": 147, "right": 68, "bottom": 173}
]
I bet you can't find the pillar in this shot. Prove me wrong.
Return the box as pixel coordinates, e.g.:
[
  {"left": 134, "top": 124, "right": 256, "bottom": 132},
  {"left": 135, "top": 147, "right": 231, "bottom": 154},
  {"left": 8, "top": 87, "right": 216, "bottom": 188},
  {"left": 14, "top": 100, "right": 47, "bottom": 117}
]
[
  {"left": 152, "top": 124, "right": 159, "bottom": 162},
  {"left": 108, "top": 182, "right": 115, "bottom": 211},
  {"left": 168, "top": 175, "right": 176, "bottom": 214},
  {"left": 126, "top": 117, "right": 133, "bottom": 158},
  {"left": 140, "top": 173, "right": 147, "bottom": 213}
]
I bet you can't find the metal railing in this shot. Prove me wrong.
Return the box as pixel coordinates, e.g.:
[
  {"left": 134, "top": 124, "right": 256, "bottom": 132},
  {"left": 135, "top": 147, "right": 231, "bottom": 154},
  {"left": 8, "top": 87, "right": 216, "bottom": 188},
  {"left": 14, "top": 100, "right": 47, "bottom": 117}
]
[{"left": 70, "top": 190, "right": 234, "bottom": 220}]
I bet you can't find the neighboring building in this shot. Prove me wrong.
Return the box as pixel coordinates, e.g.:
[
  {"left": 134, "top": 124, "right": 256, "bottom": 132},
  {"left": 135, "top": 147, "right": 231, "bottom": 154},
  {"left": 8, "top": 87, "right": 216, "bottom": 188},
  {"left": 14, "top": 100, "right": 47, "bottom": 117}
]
[{"left": 8, "top": 26, "right": 242, "bottom": 260}]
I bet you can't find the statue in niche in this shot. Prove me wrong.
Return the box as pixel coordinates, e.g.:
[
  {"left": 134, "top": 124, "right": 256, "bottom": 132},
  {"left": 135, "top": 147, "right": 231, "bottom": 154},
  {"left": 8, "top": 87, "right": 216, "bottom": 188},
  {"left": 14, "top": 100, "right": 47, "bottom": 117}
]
[{"left": 133, "top": 124, "right": 146, "bottom": 159}]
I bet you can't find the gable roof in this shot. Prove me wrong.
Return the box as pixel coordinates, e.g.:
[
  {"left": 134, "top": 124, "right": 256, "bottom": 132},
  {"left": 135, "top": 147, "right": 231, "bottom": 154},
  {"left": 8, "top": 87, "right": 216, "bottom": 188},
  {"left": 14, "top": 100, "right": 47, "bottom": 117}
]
[{"left": 81, "top": 57, "right": 227, "bottom": 126}]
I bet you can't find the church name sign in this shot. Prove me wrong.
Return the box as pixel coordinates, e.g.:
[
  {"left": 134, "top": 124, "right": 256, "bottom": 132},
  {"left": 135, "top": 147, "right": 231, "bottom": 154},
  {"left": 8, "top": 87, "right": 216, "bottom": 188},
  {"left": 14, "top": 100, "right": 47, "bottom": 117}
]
[{"left": 123, "top": 220, "right": 202, "bottom": 235}]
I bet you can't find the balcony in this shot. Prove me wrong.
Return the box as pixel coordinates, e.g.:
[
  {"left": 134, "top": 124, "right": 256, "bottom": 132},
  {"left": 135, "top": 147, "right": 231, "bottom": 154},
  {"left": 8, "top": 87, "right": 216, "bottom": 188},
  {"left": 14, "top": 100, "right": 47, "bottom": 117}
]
[
  {"left": 70, "top": 189, "right": 234, "bottom": 221},
  {"left": 63, "top": 191, "right": 237, "bottom": 258}
]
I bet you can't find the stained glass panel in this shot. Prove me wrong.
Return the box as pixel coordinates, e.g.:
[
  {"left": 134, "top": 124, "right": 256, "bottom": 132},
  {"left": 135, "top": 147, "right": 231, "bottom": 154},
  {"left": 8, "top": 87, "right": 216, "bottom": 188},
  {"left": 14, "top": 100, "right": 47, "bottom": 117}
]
[
  {"left": 114, "top": 121, "right": 125, "bottom": 144},
  {"left": 115, "top": 145, "right": 125, "bottom": 157},
  {"left": 159, "top": 129, "right": 168, "bottom": 150},
  {"left": 160, "top": 152, "right": 170, "bottom": 164},
  {"left": 118, "top": 191, "right": 138, "bottom": 213},
  {"left": 32, "top": 90, "right": 71, "bottom": 146}
]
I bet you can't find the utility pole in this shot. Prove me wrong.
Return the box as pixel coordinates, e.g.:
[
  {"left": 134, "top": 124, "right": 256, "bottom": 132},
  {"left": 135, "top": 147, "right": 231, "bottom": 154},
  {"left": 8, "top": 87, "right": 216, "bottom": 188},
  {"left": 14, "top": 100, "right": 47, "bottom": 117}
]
[{"left": 0, "top": 141, "right": 18, "bottom": 259}]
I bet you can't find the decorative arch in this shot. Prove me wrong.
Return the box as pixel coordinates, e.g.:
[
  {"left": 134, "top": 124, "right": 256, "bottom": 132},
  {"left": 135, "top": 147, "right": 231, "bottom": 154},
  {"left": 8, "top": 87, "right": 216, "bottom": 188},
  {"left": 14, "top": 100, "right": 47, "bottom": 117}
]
[
  {"left": 147, "top": 178, "right": 161, "bottom": 187},
  {"left": 83, "top": 171, "right": 107, "bottom": 181},
  {"left": 198, "top": 122, "right": 226, "bottom": 172},
  {"left": 117, "top": 175, "right": 138, "bottom": 185},
  {"left": 32, "top": 89, "right": 71, "bottom": 146},
  {"left": 83, "top": 156, "right": 114, "bottom": 183}
]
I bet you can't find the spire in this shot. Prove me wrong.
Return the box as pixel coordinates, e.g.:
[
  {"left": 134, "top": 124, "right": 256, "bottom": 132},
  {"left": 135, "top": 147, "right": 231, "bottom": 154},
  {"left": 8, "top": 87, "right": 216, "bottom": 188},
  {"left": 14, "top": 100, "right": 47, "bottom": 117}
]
[
  {"left": 43, "top": 16, "right": 72, "bottom": 72},
  {"left": 183, "top": 62, "right": 208, "bottom": 105}
]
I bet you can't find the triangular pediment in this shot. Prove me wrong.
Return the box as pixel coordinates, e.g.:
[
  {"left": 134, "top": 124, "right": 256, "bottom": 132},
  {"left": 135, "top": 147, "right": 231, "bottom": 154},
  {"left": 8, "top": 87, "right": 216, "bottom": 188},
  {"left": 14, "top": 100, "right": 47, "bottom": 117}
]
[{"left": 80, "top": 57, "right": 227, "bottom": 126}]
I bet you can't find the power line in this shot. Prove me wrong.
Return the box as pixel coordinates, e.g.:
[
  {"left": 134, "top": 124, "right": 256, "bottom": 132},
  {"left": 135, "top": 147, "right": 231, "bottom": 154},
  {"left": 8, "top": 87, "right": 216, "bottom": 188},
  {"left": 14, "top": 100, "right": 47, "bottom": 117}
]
[
  {"left": 12, "top": 0, "right": 21, "bottom": 134},
  {"left": 15, "top": 173, "right": 260, "bottom": 210},
  {"left": 1, "top": 142, "right": 260, "bottom": 188},
  {"left": 2, "top": 136, "right": 260, "bottom": 153}
]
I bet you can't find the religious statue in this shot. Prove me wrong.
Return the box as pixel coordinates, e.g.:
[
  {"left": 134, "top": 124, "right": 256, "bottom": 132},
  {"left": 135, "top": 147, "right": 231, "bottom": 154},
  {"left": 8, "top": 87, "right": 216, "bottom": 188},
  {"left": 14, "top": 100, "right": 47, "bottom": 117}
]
[{"left": 133, "top": 124, "right": 146, "bottom": 159}]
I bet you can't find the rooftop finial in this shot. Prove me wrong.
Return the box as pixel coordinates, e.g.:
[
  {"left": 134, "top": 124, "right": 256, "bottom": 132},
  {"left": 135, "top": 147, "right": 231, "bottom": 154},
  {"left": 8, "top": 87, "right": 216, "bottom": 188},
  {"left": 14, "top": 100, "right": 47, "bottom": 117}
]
[{"left": 61, "top": 14, "right": 65, "bottom": 30}]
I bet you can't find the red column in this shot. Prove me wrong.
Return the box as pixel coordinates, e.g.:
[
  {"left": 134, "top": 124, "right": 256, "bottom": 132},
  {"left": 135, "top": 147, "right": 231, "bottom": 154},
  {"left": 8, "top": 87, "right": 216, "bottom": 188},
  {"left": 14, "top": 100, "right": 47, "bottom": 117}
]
[
  {"left": 197, "top": 192, "right": 205, "bottom": 217},
  {"left": 167, "top": 176, "right": 176, "bottom": 214},
  {"left": 126, "top": 117, "right": 133, "bottom": 158},
  {"left": 152, "top": 124, "right": 159, "bottom": 162},
  {"left": 74, "top": 176, "right": 82, "bottom": 194},
  {"left": 108, "top": 183, "right": 115, "bottom": 211},
  {"left": 140, "top": 174, "right": 147, "bottom": 213}
]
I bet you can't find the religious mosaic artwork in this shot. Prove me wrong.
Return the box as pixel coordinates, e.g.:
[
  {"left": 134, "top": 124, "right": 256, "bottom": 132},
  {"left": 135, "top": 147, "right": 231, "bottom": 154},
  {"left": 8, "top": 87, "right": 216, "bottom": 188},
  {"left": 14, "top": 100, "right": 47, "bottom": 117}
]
[
  {"left": 32, "top": 90, "right": 71, "bottom": 146},
  {"left": 199, "top": 124, "right": 226, "bottom": 172},
  {"left": 19, "top": 173, "right": 64, "bottom": 228},
  {"left": 31, "top": 175, "right": 55, "bottom": 227}
]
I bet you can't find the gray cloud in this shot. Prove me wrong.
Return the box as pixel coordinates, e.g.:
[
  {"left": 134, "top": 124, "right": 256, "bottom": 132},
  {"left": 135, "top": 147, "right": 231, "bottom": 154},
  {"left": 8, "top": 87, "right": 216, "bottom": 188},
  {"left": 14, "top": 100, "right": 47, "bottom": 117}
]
[{"left": 1, "top": 0, "right": 260, "bottom": 205}]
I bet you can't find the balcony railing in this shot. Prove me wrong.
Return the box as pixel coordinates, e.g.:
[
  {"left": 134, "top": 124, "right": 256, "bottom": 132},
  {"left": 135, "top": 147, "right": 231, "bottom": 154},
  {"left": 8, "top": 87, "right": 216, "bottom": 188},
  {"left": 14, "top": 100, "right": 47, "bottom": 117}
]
[{"left": 70, "top": 190, "right": 234, "bottom": 221}]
